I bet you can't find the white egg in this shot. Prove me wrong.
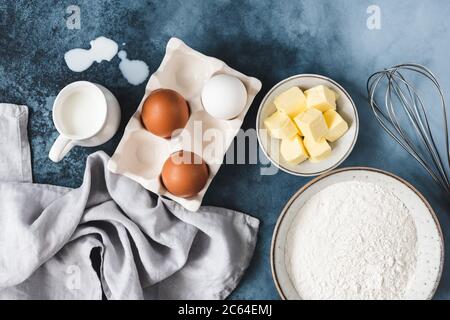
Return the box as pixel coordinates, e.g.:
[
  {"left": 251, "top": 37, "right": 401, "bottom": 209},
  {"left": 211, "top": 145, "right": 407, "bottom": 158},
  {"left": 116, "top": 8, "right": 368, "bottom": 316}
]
[{"left": 201, "top": 74, "right": 247, "bottom": 120}]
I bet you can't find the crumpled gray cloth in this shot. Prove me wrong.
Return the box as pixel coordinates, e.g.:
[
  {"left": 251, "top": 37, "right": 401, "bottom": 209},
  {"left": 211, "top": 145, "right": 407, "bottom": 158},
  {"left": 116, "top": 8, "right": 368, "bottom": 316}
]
[
  {"left": 0, "top": 103, "right": 259, "bottom": 300},
  {"left": 0, "top": 104, "right": 32, "bottom": 182}
]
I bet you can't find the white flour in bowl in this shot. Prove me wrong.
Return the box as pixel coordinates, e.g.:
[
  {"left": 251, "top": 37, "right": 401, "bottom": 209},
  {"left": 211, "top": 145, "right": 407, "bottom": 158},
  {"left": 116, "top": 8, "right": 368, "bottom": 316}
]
[{"left": 285, "top": 181, "right": 417, "bottom": 300}]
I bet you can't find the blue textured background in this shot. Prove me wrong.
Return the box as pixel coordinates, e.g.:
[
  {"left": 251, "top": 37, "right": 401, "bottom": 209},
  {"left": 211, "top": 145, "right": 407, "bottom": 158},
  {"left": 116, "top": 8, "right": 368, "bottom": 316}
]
[{"left": 0, "top": 0, "right": 449, "bottom": 299}]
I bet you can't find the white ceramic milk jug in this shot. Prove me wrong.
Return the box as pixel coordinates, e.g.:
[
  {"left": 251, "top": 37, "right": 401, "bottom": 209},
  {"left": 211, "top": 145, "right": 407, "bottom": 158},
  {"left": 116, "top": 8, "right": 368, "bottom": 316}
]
[{"left": 49, "top": 81, "right": 121, "bottom": 162}]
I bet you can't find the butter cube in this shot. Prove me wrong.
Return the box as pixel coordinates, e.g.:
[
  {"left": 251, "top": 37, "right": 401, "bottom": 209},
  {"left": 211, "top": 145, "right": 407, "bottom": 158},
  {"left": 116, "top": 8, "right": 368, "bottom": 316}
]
[
  {"left": 294, "top": 108, "right": 328, "bottom": 141},
  {"left": 305, "top": 85, "right": 337, "bottom": 112},
  {"left": 274, "top": 87, "right": 307, "bottom": 117},
  {"left": 324, "top": 109, "right": 349, "bottom": 142},
  {"left": 264, "top": 111, "right": 298, "bottom": 140},
  {"left": 304, "top": 136, "right": 331, "bottom": 162},
  {"left": 280, "top": 135, "right": 309, "bottom": 165}
]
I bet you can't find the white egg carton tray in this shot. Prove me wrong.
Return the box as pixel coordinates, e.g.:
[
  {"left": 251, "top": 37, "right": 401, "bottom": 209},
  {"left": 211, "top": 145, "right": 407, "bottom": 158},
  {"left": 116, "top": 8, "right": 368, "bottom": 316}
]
[{"left": 108, "top": 38, "right": 262, "bottom": 211}]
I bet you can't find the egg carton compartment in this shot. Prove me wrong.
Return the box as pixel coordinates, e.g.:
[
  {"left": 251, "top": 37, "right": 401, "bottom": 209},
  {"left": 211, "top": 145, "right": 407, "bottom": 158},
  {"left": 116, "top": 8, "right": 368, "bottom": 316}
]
[
  {"left": 155, "top": 50, "right": 220, "bottom": 100},
  {"left": 109, "top": 129, "right": 171, "bottom": 180},
  {"left": 108, "top": 37, "right": 262, "bottom": 211}
]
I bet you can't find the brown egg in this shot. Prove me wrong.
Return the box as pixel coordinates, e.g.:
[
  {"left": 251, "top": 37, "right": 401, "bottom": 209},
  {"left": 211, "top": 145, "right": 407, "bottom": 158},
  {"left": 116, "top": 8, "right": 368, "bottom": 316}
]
[
  {"left": 161, "top": 151, "right": 209, "bottom": 198},
  {"left": 141, "top": 89, "right": 190, "bottom": 138}
]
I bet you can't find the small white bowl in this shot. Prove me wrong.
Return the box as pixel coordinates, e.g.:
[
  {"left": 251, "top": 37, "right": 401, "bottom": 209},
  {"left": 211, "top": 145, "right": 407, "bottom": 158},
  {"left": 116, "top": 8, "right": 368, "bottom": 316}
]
[{"left": 256, "top": 74, "right": 359, "bottom": 176}]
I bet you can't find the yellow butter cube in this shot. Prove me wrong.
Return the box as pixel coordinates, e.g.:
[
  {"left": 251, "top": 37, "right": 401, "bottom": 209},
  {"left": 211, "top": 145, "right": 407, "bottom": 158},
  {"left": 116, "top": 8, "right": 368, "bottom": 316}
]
[
  {"left": 324, "top": 109, "right": 349, "bottom": 142},
  {"left": 305, "top": 85, "right": 337, "bottom": 112},
  {"left": 294, "top": 108, "right": 328, "bottom": 141},
  {"left": 274, "top": 87, "right": 307, "bottom": 117},
  {"left": 264, "top": 111, "right": 298, "bottom": 140},
  {"left": 304, "top": 136, "right": 331, "bottom": 162},
  {"left": 294, "top": 123, "right": 304, "bottom": 136},
  {"left": 280, "top": 135, "right": 309, "bottom": 165}
]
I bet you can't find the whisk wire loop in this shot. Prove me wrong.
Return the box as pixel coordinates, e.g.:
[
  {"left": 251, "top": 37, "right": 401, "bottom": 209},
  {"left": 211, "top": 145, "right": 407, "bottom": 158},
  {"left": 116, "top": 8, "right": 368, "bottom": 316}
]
[{"left": 367, "top": 64, "right": 450, "bottom": 197}]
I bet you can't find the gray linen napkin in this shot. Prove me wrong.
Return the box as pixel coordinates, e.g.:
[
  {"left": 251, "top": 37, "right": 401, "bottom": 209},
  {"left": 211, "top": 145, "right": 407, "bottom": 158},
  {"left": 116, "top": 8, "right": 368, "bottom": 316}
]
[
  {"left": 0, "top": 104, "right": 259, "bottom": 300},
  {"left": 0, "top": 104, "right": 32, "bottom": 183}
]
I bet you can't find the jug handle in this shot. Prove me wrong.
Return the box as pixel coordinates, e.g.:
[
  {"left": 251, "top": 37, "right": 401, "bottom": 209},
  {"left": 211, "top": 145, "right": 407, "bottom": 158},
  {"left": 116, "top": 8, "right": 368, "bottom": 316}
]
[{"left": 49, "top": 135, "right": 75, "bottom": 163}]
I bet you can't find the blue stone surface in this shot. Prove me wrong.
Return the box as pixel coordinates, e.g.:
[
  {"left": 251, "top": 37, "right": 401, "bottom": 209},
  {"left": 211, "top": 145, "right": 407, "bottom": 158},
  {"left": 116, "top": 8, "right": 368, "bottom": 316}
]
[{"left": 0, "top": 0, "right": 449, "bottom": 299}]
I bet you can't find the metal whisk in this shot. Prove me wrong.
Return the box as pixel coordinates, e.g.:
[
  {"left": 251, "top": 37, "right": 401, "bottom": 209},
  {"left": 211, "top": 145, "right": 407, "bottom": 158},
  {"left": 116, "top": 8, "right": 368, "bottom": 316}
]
[{"left": 367, "top": 63, "right": 450, "bottom": 197}]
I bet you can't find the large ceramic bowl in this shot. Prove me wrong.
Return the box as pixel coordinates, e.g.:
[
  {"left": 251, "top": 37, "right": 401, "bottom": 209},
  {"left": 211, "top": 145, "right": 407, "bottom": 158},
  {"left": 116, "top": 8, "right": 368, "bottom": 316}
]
[
  {"left": 271, "top": 167, "right": 444, "bottom": 300},
  {"left": 256, "top": 74, "right": 358, "bottom": 176}
]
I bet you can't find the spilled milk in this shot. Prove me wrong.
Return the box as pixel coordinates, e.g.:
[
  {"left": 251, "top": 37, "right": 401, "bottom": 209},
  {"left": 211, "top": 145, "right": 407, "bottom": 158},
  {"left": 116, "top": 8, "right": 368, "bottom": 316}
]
[
  {"left": 118, "top": 50, "right": 149, "bottom": 86},
  {"left": 64, "top": 36, "right": 149, "bottom": 86},
  {"left": 64, "top": 36, "right": 118, "bottom": 72}
]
